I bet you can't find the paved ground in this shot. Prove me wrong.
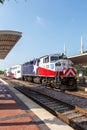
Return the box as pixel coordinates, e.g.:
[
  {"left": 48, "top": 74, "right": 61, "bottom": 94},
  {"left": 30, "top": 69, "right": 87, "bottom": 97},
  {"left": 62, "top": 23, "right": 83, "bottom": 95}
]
[
  {"left": 0, "top": 79, "right": 50, "bottom": 130},
  {"left": 0, "top": 78, "right": 74, "bottom": 130}
]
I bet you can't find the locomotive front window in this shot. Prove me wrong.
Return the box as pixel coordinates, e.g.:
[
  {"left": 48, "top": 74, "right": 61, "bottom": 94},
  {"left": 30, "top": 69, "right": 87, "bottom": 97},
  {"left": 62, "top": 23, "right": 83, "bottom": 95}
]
[
  {"left": 51, "top": 56, "right": 59, "bottom": 62},
  {"left": 17, "top": 71, "right": 20, "bottom": 73},
  {"left": 66, "top": 60, "right": 73, "bottom": 65},
  {"left": 43, "top": 57, "right": 49, "bottom": 63}
]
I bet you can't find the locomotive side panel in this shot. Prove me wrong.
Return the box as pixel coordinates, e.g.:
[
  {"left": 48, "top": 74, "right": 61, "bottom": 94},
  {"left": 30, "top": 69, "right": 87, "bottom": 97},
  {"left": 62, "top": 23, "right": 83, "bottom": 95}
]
[
  {"left": 22, "top": 63, "right": 35, "bottom": 75},
  {"left": 38, "top": 55, "right": 56, "bottom": 77},
  {"left": 21, "top": 59, "right": 39, "bottom": 81}
]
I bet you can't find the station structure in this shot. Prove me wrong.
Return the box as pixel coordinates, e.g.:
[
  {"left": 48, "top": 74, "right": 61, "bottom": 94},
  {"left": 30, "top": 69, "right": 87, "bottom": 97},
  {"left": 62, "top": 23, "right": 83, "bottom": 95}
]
[
  {"left": 0, "top": 30, "right": 22, "bottom": 59},
  {"left": 68, "top": 53, "right": 87, "bottom": 85},
  {"left": 68, "top": 53, "right": 87, "bottom": 64}
]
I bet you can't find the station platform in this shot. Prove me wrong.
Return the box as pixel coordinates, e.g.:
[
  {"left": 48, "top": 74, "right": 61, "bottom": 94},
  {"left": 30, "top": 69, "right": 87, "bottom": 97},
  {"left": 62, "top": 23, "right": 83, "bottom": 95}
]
[
  {"left": 0, "top": 78, "right": 74, "bottom": 130},
  {"left": 77, "top": 81, "right": 87, "bottom": 92}
]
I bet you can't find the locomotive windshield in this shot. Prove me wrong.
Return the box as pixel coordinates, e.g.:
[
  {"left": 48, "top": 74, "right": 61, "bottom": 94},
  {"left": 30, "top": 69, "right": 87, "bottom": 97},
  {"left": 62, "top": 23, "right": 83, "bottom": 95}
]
[
  {"left": 65, "top": 60, "right": 73, "bottom": 66},
  {"left": 51, "top": 56, "right": 59, "bottom": 62},
  {"left": 50, "top": 54, "right": 67, "bottom": 62},
  {"left": 61, "top": 59, "right": 73, "bottom": 66}
]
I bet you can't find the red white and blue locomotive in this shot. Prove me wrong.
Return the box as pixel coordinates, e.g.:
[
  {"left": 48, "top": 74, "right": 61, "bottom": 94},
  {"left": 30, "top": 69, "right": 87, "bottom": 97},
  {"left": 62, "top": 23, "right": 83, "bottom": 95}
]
[
  {"left": 4, "top": 53, "right": 77, "bottom": 90},
  {"left": 21, "top": 53, "right": 77, "bottom": 90}
]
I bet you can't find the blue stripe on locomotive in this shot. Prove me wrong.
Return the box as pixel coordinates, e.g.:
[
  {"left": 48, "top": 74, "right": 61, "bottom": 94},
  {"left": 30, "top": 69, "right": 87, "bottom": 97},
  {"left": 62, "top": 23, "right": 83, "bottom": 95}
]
[{"left": 22, "top": 59, "right": 37, "bottom": 75}]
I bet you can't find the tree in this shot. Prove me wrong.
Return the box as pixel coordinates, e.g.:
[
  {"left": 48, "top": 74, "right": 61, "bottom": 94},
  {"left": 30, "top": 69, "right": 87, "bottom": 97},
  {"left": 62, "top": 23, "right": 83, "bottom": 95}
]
[
  {"left": 0, "top": 70, "right": 4, "bottom": 74},
  {"left": 0, "top": 0, "right": 27, "bottom": 4},
  {"left": 0, "top": 0, "right": 4, "bottom": 4},
  {"left": 83, "top": 50, "right": 87, "bottom": 53}
]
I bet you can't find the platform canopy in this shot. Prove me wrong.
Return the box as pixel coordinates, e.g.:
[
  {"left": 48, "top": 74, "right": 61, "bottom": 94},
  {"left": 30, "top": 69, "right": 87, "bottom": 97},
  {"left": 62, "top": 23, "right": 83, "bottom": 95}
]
[
  {"left": 68, "top": 53, "right": 87, "bottom": 64},
  {"left": 0, "top": 30, "right": 22, "bottom": 59}
]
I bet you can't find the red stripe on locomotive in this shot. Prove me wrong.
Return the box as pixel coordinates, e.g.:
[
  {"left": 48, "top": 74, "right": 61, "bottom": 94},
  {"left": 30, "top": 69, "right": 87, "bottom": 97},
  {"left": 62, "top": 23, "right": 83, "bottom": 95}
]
[{"left": 38, "top": 67, "right": 56, "bottom": 77}]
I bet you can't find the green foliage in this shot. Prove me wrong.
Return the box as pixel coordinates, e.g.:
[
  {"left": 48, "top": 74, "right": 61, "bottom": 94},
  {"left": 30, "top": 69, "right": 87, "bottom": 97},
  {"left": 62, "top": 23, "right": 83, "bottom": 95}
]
[
  {"left": 74, "top": 63, "right": 87, "bottom": 77},
  {"left": 0, "top": 70, "right": 4, "bottom": 74},
  {"left": 83, "top": 50, "right": 87, "bottom": 53},
  {"left": 0, "top": 0, "right": 27, "bottom": 4},
  {"left": 0, "top": 0, "right": 4, "bottom": 4},
  {"left": 84, "top": 67, "right": 87, "bottom": 76}
]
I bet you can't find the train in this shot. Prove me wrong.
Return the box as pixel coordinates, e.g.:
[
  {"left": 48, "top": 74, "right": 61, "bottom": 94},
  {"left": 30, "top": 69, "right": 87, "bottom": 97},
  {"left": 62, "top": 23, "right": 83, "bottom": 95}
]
[
  {"left": 4, "top": 68, "right": 10, "bottom": 77},
  {"left": 10, "top": 65, "right": 22, "bottom": 79},
  {"left": 4, "top": 53, "right": 77, "bottom": 90},
  {"left": 4, "top": 65, "right": 21, "bottom": 79}
]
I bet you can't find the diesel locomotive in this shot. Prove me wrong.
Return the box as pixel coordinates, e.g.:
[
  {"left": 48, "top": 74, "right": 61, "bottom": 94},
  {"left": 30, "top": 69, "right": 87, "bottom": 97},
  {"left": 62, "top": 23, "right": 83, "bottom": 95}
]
[{"left": 21, "top": 53, "right": 77, "bottom": 90}]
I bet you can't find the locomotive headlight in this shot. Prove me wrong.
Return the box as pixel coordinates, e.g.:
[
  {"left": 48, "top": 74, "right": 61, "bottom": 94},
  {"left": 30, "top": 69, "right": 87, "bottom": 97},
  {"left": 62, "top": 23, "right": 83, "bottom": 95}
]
[
  {"left": 55, "top": 62, "right": 61, "bottom": 66},
  {"left": 55, "top": 62, "right": 61, "bottom": 71},
  {"left": 63, "top": 69, "right": 66, "bottom": 73}
]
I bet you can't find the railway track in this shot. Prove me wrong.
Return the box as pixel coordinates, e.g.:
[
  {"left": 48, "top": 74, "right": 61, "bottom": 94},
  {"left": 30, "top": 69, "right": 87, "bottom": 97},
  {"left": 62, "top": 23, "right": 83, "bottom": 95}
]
[
  {"left": 1, "top": 76, "right": 87, "bottom": 129},
  {"left": 2, "top": 76, "right": 87, "bottom": 99},
  {"left": 13, "top": 84, "right": 87, "bottom": 130},
  {"left": 64, "top": 90, "right": 87, "bottom": 99}
]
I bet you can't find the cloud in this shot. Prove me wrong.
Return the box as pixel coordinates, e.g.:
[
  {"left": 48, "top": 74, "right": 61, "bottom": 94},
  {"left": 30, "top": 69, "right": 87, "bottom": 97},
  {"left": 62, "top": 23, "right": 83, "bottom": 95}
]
[{"left": 36, "top": 16, "right": 45, "bottom": 26}]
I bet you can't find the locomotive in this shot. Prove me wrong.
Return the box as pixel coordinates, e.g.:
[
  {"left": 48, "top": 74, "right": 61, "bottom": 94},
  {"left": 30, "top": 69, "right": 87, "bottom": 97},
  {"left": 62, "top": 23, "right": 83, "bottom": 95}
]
[{"left": 21, "top": 53, "right": 77, "bottom": 90}]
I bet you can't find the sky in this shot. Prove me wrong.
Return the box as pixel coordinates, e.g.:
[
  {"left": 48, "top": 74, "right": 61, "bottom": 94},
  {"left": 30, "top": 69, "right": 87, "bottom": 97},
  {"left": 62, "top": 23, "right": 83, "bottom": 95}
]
[{"left": 0, "top": 0, "right": 87, "bottom": 70}]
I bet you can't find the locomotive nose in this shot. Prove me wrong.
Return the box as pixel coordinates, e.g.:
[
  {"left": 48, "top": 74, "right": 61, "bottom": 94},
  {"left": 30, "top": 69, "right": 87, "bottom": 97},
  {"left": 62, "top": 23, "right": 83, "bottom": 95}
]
[
  {"left": 63, "top": 67, "right": 76, "bottom": 77},
  {"left": 63, "top": 68, "right": 66, "bottom": 74}
]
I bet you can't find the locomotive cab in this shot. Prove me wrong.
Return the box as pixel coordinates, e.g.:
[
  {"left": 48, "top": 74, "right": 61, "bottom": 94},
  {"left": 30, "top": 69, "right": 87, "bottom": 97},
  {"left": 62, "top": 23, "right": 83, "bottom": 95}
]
[{"left": 38, "top": 53, "right": 77, "bottom": 90}]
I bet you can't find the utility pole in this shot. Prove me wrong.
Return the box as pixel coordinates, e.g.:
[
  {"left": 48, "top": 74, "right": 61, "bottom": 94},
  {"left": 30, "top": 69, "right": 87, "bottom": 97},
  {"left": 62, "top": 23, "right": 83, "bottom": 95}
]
[
  {"left": 81, "top": 36, "right": 84, "bottom": 54},
  {"left": 64, "top": 43, "right": 66, "bottom": 55}
]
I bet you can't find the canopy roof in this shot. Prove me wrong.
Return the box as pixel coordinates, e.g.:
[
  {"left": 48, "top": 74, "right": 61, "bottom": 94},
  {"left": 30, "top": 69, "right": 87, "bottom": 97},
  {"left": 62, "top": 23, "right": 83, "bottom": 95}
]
[
  {"left": 0, "top": 30, "right": 22, "bottom": 59},
  {"left": 68, "top": 53, "right": 87, "bottom": 64}
]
